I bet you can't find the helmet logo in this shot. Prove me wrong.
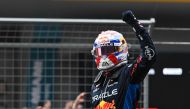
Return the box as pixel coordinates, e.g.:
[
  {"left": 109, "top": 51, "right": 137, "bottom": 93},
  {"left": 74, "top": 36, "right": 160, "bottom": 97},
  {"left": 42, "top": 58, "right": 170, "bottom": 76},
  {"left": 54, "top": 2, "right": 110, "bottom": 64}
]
[
  {"left": 102, "top": 62, "right": 109, "bottom": 67},
  {"left": 100, "top": 43, "right": 114, "bottom": 46}
]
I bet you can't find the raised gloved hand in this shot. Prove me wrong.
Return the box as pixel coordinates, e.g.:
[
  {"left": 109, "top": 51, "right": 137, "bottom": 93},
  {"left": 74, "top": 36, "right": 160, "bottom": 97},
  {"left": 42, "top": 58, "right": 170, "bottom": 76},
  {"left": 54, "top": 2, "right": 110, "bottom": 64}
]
[{"left": 122, "top": 10, "right": 139, "bottom": 27}]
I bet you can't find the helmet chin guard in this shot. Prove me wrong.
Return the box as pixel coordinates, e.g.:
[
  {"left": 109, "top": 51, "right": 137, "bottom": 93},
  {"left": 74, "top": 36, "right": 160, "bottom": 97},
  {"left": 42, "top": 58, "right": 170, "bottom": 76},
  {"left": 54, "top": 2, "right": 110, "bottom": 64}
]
[{"left": 92, "top": 30, "right": 128, "bottom": 71}]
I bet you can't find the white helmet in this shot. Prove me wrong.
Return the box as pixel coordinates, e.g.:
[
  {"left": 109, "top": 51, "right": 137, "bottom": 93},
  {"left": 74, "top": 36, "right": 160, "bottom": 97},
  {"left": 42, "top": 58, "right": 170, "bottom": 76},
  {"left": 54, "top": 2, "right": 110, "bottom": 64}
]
[{"left": 91, "top": 30, "right": 128, "bottom": 71}]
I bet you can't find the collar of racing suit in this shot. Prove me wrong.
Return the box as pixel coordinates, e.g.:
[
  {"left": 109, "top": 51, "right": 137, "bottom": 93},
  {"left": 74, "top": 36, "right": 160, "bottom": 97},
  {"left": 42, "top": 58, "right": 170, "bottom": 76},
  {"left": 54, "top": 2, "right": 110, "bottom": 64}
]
[{"left": 93, "top": 63, "right": 127, "bottom": 85}]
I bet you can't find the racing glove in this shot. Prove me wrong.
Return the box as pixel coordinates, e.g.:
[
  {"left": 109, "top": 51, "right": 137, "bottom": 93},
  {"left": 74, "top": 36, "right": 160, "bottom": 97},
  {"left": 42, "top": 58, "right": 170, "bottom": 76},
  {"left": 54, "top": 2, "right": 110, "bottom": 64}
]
[{"left": 122, "top": 10, "right": 139, "bottom": 27}]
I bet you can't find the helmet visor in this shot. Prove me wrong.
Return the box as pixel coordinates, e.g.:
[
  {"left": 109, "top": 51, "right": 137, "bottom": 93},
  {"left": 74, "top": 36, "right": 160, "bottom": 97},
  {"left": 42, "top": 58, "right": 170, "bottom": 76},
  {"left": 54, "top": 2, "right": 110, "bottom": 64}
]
[{"left": 93, "top": 46, "right": 119, "bottom": 57}]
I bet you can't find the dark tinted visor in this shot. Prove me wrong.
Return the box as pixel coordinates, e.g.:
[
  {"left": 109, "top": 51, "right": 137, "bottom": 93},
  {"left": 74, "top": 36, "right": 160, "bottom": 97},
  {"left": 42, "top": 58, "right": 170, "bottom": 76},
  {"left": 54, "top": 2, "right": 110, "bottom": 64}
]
[{"left": 95, "top": 46, "right": 119, "bottom": 56}]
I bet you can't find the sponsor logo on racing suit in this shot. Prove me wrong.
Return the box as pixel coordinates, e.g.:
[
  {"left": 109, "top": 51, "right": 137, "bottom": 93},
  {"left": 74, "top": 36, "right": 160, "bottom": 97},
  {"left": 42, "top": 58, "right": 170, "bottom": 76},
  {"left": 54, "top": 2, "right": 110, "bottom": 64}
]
[
  {"left": 95, "top": 100, "right": 116, "bottom": 109},
  {"left": 92, "top": 89, "right": 118, "bottom": 102}
]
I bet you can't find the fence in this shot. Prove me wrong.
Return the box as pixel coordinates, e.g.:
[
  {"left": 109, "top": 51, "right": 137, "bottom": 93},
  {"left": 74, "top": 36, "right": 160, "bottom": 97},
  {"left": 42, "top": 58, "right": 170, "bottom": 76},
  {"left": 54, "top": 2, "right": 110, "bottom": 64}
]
[{"left": 0, "top": 18, "right": 155, "bottom": 109}]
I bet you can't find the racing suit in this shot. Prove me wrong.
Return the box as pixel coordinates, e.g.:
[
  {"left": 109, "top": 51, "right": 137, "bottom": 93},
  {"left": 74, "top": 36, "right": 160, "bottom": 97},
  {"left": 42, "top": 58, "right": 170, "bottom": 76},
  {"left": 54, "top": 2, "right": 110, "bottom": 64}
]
[{"left": 91, "top": 11, "right": 157, "bottom": 109}]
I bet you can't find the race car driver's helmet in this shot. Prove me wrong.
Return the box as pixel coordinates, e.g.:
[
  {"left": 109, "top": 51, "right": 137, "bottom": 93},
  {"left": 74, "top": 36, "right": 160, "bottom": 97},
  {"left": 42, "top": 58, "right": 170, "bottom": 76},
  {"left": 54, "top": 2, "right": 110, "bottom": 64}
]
[{"left": 91, "top": 30, "right": 128, "bottom": 71}]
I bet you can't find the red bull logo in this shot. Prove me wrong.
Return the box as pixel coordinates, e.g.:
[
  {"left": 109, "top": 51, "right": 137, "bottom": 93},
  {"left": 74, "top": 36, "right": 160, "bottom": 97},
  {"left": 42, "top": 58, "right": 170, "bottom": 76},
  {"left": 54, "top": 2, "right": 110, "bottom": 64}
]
[{"left": 95, "top": 100, "right": 116, "bottom": 109}]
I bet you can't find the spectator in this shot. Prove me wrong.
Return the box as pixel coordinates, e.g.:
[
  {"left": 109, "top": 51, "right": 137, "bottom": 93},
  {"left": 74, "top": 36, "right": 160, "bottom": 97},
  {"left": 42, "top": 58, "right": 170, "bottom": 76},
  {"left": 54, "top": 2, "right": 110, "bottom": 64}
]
[{"left": 36, "top": 92, "right": 86, "bottom": 109}]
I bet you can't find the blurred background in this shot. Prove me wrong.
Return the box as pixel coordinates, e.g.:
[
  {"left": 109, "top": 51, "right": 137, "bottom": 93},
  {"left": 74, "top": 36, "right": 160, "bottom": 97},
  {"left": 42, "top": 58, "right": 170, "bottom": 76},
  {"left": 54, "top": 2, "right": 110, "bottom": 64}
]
[{"left": 0, "top": 0, "right": 189, "bottom": 109}]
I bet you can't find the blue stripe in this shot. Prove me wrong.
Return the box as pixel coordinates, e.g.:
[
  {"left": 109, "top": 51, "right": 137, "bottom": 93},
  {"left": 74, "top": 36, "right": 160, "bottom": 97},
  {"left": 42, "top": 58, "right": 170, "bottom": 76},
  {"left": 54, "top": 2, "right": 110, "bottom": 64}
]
[
  {"left": 123, "top": 84, "right": 141, "bottom": 109},
  {"left": 110, "top": 39, "right": 120, "bottom": 43}
]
